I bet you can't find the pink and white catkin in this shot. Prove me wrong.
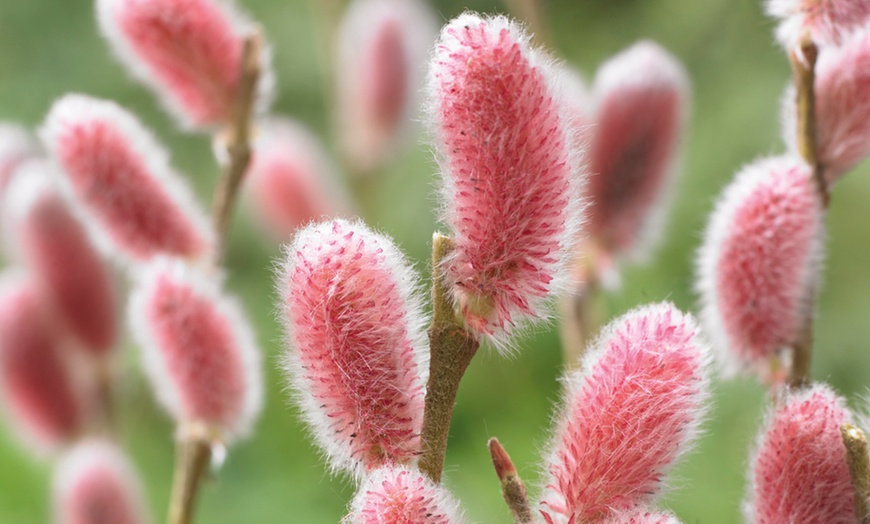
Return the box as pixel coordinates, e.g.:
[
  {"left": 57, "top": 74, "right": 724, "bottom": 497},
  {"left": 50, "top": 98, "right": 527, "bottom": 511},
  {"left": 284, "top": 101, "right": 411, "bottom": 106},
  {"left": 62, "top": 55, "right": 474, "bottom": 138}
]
[
  {"left": 766, "top": 0, "right": 870, "bottom": 48},
  {"left": 344, "top": 466, "right": 465, "bottom": 524},
  {"left": 605, "top": 509, "right": 683, "bottom": 524},
  {"left": 4, "top": 161, "right": 118, "bottom": 356},
  {"left": 586, "top": 41, "right": 689, "bottom": 265},
  {"left": 0, "top": 273, "right": 83, "bottom": 451},
  {"left": 801, "top": 30, "right": 870, "bottom": 183},
  {"left": 128, "top": 257, "right": 262, "bottom": 443},
  {"left": 54, "top": 440, "right": 151, "bottom": 524},
  {"left": 42, "top": 94, "right": 214, "bottom": 265},
  {"left": 696, "top": 156, "right": 824, "bottom": 381},
  {"left": 336, "top": 0, "right": 436, "bottom": 173},
  {"left": 539, "top": 303, "right": 709, "bottom": 524},
  {"left": 96, "top": 0, "right": 272, "bottom": 129},
  {"left": 280, "top": 219, "right": 428, "bottom": 476},
  {"left": 745, "top": 384, "right": 857, "bottom": 523},
  {"left": 429, "top": 13, "right": 583, "bottom": 343},
  {"left": 244, "top": 117, "right": 350, "bottom": 241}
]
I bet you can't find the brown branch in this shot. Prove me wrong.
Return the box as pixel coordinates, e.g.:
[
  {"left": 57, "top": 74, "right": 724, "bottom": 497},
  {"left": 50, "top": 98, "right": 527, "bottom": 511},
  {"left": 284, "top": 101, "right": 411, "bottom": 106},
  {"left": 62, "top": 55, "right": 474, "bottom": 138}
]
[
  {"left": 558, "top": 277, "right": 600, "bottom": 372},
  {"left": 842, "top": 424, "right": 870, "bottom": 523},
  {"left": 418, "top": 233, "right": 480, "bottom": 483},
  {"left": 488, "top": 438, "right": 533, "bottom": 523},
  {"left": 166, "top": 435, "right": 212, "bottom": 524},
  {"left": 211, "top": 30, "right": 263, "bottom": 261}
]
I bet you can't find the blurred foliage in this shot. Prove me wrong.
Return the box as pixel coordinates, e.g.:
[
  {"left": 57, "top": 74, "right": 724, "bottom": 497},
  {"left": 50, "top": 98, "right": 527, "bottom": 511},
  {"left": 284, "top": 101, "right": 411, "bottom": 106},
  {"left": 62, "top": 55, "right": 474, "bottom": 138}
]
[{"left": 1, "top": 0, "right": 870, "bottom": 523}]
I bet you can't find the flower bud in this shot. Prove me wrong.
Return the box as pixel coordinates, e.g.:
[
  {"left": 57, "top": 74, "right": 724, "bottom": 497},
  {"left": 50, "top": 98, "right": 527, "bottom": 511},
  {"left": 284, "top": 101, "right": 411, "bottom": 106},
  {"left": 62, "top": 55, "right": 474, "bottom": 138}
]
[
  {"left": 128, "top": 257, "right": 262, "bottom": 442},
  {"left": 745, "top": 385, "right": 857, "bottom": 523},
  {"left": 244, "top": 117, "right": 350, "bottom": 241},
  {"left": 280, "top": 219, "right": 428, "bottom": 476},
  {"left": 766, "top": 0, "right": 870, "bottom": 48},
  {"left": 696, "top": 156, "right": 823, "bottom": 381},
  {"left": 42, "top": 94, "right": 214, "bottom": 265},
  {"left": 344, "top": 466, "right": 465, "bottom": 524},
  {"left": 96, "top": 0, "right": 272, "bottom": 129},
  {"left": 5, "top": 161, "right": 118, "bottom": 356},
  {"left": 585, "top": 41, "right": 688, "bottom": 266},
  {"left": 336, "top": 0, "right": 436, "bottom": 172},
  {"left": 54, "top": 440, "right": 150, "bottom": 524},
  {"left": 428, "top": 13, "right": 583, "bottom": 344},
  {"left": 539, "top": 303, "right": 709, "bottom": 523},
  {"left": 0, "top": 272, "right": 83, "bottom": 451}
]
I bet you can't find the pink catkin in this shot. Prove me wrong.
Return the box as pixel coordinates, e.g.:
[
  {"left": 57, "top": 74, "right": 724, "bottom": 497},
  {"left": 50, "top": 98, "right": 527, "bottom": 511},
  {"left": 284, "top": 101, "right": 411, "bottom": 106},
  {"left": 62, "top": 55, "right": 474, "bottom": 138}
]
[
  {"left": 244, "top": 117, "right": 349, "bottom": 241},
  {"left": 429, "top": 13, "right": 582, "bottom": 343},
  {"left": 281, "top": 219, "right": 428, "bottom": 476},
  {"left": 0, "top": 274, "right": 82, "bottom": 450},
  {"left": 337, "top": 0, "right": 435, "bottom": 172},
  {"left": 54, "top": 440, "right": 150, "bottom": 524},
  {"left": 128, "top": 258, "right": 262, "bottom": 442},
  {"left": 746, "top": 385, "right": 857, "bottom": 523},
  {"left": 813, "top": 31, "right": 870, "bottom": 183},
  {"left": 344, "top": 466, "right": 465, "bottom": 524},
  {"left": 5, "top": 162, "right": 118, "bottom": 356},
  {"left": 696, "top": 156, "right": 823, "bottom": 380},
  {"left": 586, "top": 41, "right": 688, "bottom": 262},
  {"left": 97, "top": 0, "right": 269, "bottom": 129},
  {"left": 766, "top": 0, "right": 870, "bottom": 47},
  {"left": 539, "top": 303, "right": 709, "bottom": 524},
  {"left": 42, "top": 94, "right": 214, "bottom": 265},
  {"left": 605, "top": 509, "right": 683, "bottom": 524}
]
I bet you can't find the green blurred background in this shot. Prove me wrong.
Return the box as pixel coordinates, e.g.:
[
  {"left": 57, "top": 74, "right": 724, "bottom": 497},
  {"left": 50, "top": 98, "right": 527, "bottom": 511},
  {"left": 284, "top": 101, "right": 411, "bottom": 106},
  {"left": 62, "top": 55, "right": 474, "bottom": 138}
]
[{"left": 1, "top": 0, "right": 870, "bottom": 522}]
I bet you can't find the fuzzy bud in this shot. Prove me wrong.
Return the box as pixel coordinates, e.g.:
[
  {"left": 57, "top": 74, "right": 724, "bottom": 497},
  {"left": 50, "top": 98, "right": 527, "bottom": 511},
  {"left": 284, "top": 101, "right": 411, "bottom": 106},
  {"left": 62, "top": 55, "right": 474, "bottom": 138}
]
[
  {"left": 4, "top": 161, "right": 118, "bottom": 356},
  {"left": 603, "top": 509, "right": 682, "bottom": 524},
  {"left": 280, "top": 219, "right": 428, "bottom": 476},
  {"left": 54, "top": 440, "right": 150, "bottom": 524},
  {"left": 344, "top": 466, "right": 465, "bottom": 524},
  {"left": 96, "top": 0, "right": 272, "bottom": 129},
  {"left": 745, "top": 384, "right": 857, "bottom": 523},
  {"left": 429, "top": 13, "right": 583, "bottom": 343},
  {"left": 0, "top": 273, "right": 83, "bottom": 451},
  {"left": 336, "top": 0, "right": 435, "bottom": 173},
  {"left": 539, "top": 303, "right": 709, "bottom": 523},
  {"left": 244, "top": 117, "right": 350, "bottom": 241},
  {"left": 42, "top": 94, "right": 214, "bottom": 264},
  {"left": 128, "top": 257, "right": 262, "bottom": 442},
  {"left": 696, "top": 156, "right": 823, "bottom": 381},
  {"left": 586, "top": 41, "right": 689, "bottom": 264},
  {"left": 766, "top": 0, "right": 870, "bottom": 48}
]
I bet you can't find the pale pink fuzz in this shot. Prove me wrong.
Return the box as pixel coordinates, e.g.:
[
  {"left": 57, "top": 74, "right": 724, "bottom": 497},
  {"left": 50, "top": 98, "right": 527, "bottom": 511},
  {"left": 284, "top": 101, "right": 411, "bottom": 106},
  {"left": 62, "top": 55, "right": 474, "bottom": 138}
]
[
  {"left": 766, "top": 0, "right": 870, "bottom": 47},
  {"left": 429, "top": 13, "right": 583, "bottom": 343},
  {"left": 5, "top": 162, "right": 118, "bottom": 356},
  {"left": 128, "top": 258, "right": 262, "bottom": 442},
  {"left": 812, "top": 31, "right": 870, "bottom": 183},
  {"left": 244, "top": 118, "right": 350, "bottom": 241},
  {"left": 696, "top": 156, "right": 823, "bottom": 379},
  {"left": 745, "top": 385, "right": 856, "bottom": 523},
  {"left": 281, "top": 219, "right": 428, "bottom": 476},
  {"left": 337, "top": 0, "right": 436, "bottom": 172},
  {"left": 0, "top": 124, "right": 36, "bottom": 199},
  {"left": 539, "top": 303, "right": 709, "bottom": 524},
  {"left": 54, "top": 440, "right": 150, "bottom": 524},
  {"left": 604, "top": 508, "right": 683, "bottom": 524},
  {"left": 344, "top": 466, "right": 465, "bottom": 524},
  {"left": 586, "top": 41, "right": 688, "bottom": 262},
  {"left": 0, "top": 273, "right": 83, "bottom": 450},
  {"left": 96, "top": 0, "right": 272, "bottom": 128},
  {"left": 42, "top": 94, "right": 214, "bottom": 264}
]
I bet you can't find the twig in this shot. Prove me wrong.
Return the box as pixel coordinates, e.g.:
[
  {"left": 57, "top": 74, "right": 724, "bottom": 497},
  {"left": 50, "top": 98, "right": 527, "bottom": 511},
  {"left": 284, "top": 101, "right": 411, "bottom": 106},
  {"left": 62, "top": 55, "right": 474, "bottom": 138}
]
[
  {"left": 166, "top": 434, "right": 212, "bottom": 524},
  {"left": 842, "top": 424, "right": 870, "bottom": 523},
  {"left": 418, "top": 233, "right": 481, "bottom": 483},
  {"left": 488, "top": 438, "right": 533, "bottom": 523},
  {"left": 558, "top": 277, "right": 600, "bottom": 372},
  {"left": 211, "top": 30, "right": 263, "bottom": 261},
  {"left": 94, "top": 357, "right": 115, "bottom": 434}
]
